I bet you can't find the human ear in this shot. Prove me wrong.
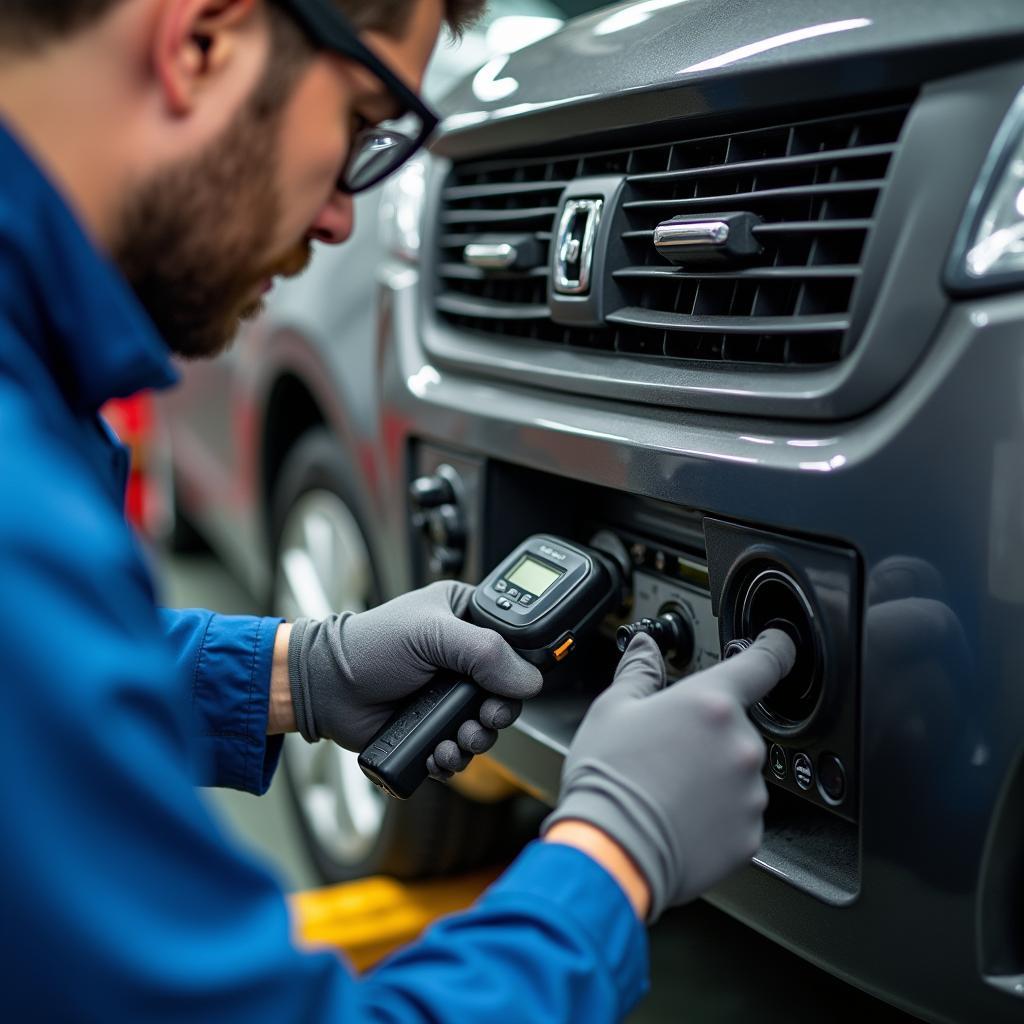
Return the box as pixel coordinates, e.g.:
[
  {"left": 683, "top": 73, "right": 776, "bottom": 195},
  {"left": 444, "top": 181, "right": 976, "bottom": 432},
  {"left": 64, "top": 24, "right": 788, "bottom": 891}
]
[{"left": 151, "top": 0, "right": 259, "bottom": 117}]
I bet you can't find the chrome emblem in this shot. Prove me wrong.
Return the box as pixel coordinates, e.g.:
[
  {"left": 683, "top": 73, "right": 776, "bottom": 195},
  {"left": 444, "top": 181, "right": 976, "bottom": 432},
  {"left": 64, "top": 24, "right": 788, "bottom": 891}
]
[{"left": 553, "top": 198, "right": 603, "bottom": 295}]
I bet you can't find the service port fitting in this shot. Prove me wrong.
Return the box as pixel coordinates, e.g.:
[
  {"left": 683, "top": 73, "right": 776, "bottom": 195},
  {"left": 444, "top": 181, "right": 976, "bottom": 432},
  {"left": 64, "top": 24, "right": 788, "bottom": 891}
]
[{"left": 616, "top": 608, "right": 695, "bottom": 666}]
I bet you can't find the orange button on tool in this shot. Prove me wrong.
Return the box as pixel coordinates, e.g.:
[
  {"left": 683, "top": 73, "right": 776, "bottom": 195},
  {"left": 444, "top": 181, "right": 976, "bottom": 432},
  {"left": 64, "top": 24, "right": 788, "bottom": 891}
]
[{"left": 553, "top": 636, "right": 576, "bottom": 662}]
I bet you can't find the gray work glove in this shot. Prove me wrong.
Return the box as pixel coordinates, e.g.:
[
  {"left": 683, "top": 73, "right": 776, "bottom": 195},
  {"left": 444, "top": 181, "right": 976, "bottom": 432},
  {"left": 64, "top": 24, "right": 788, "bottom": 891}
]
[
  {"left": 288, "top": 581, "right": 543, "bottom": 779},
  {"left": 542, "top": 628, "right": 796, "bottom": 921}
]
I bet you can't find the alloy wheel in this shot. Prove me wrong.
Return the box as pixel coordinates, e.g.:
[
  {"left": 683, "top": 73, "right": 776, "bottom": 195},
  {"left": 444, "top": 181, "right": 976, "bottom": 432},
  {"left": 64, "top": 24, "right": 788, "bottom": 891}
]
[{"left": 274, "top": 489, "right": 386, "bottom": 866}]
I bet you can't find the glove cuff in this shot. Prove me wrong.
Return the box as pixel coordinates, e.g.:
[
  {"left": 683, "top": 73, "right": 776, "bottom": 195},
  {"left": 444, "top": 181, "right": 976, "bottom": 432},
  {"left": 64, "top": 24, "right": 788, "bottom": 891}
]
[
  {"left": 288, "top": 617, "right": 319, "bottom": 743},
  {"left": 542, "top": 762, "right": 678, "bottom": 923}
]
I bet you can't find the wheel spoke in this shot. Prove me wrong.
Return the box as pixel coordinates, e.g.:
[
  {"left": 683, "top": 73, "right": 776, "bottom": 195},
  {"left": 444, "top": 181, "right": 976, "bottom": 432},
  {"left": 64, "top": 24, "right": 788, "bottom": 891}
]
[
  {"left": 275, "top": 486, "right": 384, "bottom": 869},
  {"left": 283, "top": 732, "right": 318, "bottom": 786},
  {"left": 339, "top": 748, "right": 386, "bottom": 838},
  {"left": 281, "top": 546, "right": 334, "bottom": 621},
  {"left": 303, "top": 510, "right": 335, "bottom": 585}
]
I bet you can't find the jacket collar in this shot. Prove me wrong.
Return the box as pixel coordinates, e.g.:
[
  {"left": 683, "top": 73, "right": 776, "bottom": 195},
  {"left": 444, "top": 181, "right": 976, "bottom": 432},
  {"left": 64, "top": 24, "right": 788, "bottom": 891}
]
[{"left": 0, "top": 121, "right": 178, "bottom": 413}]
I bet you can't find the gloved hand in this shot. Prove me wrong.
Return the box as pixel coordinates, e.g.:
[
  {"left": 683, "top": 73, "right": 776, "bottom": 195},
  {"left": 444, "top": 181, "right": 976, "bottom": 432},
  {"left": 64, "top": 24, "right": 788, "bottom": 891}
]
[
  {"left": 542, "top": 628, "right": 796, "bottom": 921},
  {"left": 287, "top": 581, "right": 544, "bottom": 779}
]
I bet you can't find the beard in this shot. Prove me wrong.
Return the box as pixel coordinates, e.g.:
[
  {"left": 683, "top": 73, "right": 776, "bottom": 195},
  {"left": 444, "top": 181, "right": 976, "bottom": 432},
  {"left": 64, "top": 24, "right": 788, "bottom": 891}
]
[{"left": 113, "top": 97, "right": 313, "bottom": 360}]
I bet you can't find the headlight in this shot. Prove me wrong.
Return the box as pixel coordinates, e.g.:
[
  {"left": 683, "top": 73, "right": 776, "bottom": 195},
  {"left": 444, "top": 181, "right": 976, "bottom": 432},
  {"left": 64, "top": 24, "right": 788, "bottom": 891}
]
[
  {"left": 379, "top": 156, "right": 428, "bottom": 264},
  {"left": 949, "top": 89, "right": 1024, "bottom": 293}
]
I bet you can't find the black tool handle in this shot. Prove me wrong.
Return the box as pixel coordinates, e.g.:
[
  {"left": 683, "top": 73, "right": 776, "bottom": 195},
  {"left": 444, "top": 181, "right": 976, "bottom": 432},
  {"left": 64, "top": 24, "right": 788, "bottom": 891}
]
[{"left": 357, "top": 675, "right": 486, "bottom": 799}]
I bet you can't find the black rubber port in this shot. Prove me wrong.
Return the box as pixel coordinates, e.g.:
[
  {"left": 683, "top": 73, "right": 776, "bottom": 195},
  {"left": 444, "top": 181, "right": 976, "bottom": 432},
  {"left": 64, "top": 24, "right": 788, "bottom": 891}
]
[
  {"left": 737, "top": 568, "right": 823, "bottom": 729},
  {"left": 656, "top": 604, "right": 696, "bottom": 670},
  {"left": 616, "top": 606, "right": 695, "bottom": 670}
]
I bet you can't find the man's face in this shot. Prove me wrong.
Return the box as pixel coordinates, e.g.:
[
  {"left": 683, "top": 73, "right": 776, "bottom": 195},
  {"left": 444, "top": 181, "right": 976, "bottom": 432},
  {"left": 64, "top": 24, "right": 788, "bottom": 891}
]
[{"left": 115, "top": 0, "right": 442, "bottom": 360}]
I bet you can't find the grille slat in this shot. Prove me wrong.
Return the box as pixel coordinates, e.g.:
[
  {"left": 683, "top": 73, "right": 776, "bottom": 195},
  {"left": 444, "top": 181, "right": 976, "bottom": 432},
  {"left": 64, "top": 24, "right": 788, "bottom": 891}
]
[
  {"left": 436, "top": 293, "right": 549, "bottom": 321},
  {"left": 441, "top": 263, "right": 550, "bottom": 281},
  {"left": 441, "top": 206, "right": 559, "bottom": 226},
  {"left": 621, "top": 180, "right": 887, "bottom": 212},
  {"left": 435, "top": 95, "right": 911, "bottom": 369},
  {"left": 440, "top": 230, "right": 552, "bottom": 248},
  {"left": 752, "top": 220, "right": 874, "bottom": 235},
  {"left": 626, "top": 143, "right": 897, "bottom": 185},
  {"left": 607, "top": 308, "right": 849, "bottom": 335},
  {"left": 443, "top": 180, "right": 571, "bottom": 201},
  {"left": 621, "top": 220, "right": 874, "bottom": 240},
  {"left": 613, "top": 265, "right": 860, "bottom": 282}
]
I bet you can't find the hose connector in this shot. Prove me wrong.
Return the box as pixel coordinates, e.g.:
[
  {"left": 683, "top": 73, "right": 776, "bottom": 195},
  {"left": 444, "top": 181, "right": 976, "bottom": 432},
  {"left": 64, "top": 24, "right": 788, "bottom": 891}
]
[{"left": 616, "top": 609, "right": 694, "bottom": 665}]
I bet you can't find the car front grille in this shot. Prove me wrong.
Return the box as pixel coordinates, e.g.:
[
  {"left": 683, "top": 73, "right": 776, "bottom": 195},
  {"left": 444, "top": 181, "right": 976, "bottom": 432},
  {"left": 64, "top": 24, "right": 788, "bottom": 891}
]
[{"left": 435, "top": 96, "right": 912, "bottom": 368}]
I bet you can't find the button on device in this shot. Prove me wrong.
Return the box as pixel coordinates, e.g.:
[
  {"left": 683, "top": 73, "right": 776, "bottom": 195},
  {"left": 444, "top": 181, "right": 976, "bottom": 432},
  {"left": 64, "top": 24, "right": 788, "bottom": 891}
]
[
  {"left": 553, "top": 636, "right": 575, "bottom": 662},
  {"left": 496, "top": 597, "right": 514, "bottom": 610},
  {"left": 817, "top": 753, "right": 846, "bottom": 804},
  {"left": 507, "top": 587, "right": 521, "bottom": 599},
  {"left": 792, "top": 752, "right": 813, "bottom": 790},
  {"left": 494, "top": 580, "right": 508, "bottom": 593},
  {"left": 768, "top": 743, "right": 787, "bottom": 780},
  {"left": 519, "top": 593, "right": 534, "bottom": 606}
]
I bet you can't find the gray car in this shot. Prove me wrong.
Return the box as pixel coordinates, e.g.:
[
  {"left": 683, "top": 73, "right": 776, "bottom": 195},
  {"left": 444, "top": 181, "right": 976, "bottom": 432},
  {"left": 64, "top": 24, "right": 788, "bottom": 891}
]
[{"left": 166, "top": 1, "right": 1024, "bottom": 1020}]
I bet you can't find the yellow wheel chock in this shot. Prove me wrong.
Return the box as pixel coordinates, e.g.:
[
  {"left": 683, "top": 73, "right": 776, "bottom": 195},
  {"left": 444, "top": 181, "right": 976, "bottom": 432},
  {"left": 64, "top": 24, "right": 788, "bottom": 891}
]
[{"left": 289, "top": 868, "right": 502, "bottom": 972}]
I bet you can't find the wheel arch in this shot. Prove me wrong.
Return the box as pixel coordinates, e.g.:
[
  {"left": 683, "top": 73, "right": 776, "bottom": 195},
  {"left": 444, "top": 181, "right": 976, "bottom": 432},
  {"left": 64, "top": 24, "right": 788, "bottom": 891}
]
[
  {"left": 261, "top": 372, "right": 327, "bottom": 528},
  {"left": 253, "top": 318, "right": 397, "bottom": 605}
]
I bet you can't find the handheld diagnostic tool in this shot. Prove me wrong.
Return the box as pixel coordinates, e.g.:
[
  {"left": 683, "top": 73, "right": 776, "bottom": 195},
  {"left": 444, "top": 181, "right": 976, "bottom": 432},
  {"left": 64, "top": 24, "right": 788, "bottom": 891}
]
[{"left": 358, "top": 534, "right": 623, "bottom": 799}]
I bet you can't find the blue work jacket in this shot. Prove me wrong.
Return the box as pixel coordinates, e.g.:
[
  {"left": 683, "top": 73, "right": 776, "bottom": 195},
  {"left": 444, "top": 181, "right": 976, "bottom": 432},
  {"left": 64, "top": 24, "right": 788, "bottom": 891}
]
[{"left": 0, "top": 122, "right": 648, "bottom": 1021}]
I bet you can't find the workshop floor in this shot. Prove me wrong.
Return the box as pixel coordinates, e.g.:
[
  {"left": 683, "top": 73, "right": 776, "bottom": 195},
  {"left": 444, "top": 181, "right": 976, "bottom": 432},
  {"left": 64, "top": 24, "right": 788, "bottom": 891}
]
[{"left": 162, "top": 549, "right": 921, "bottom": 1024}]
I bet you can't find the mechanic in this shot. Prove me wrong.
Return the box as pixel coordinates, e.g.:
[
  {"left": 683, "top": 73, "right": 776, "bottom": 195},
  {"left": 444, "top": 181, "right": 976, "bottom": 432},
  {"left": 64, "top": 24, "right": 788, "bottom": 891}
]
[{"left": 0, "top": 1, "right": 796, "bottom": 1020}]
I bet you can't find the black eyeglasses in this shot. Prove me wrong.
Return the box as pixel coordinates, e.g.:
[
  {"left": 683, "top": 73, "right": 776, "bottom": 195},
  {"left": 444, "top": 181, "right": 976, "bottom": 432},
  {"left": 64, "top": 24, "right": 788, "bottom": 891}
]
[{"left": 273, "top": 0, "right": 440, "bottom": 194}]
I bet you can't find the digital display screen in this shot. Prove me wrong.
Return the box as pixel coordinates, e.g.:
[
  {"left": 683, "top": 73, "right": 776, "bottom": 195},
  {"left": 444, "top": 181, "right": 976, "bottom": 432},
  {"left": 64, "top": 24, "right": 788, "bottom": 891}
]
[{"left": 506, "top": 556, "right": 563, "bottom": 596}]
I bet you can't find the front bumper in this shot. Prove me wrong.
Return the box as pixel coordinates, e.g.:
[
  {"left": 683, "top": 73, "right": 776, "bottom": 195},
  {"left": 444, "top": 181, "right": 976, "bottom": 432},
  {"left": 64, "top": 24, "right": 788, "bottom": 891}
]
[{"left": 376, "top": 255, "right": 1024, "bottom": 1022}]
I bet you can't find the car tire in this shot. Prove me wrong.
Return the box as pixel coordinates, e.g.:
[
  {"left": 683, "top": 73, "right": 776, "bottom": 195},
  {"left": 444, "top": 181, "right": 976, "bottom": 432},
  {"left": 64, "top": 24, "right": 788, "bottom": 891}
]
[
  {"left": 270, "top": 428, "right": 515, "bottom": 882},
  {"left": 166, "top": 491, "right": 209, "bottom": 554}
]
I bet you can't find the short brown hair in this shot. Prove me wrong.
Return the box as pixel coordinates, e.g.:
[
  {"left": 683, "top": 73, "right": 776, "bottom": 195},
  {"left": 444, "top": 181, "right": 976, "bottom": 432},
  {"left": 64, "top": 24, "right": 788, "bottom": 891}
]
[
  {"left": 0, "top": 0, "right": 486, "bottom": 50},
  {"left": 347, "top": 0, "right": 485, "bottom": 36},
  {"left": 255, "top": 0, "right": 485, "bottom": 116}
]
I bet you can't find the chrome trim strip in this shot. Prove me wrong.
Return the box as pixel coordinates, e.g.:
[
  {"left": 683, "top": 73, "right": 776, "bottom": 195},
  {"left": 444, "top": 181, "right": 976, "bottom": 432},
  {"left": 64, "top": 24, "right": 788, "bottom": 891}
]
[
  {"left": 654, "top": 218, "right": 731, "bottom": 252},
  {"left": 463, "top": 242, "right": 518, "bottom": 269}
]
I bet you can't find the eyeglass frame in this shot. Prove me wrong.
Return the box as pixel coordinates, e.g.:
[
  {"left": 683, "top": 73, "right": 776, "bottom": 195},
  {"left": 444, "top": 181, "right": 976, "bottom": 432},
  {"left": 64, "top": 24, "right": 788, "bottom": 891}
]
[{"left": 272, "top": 0, "right": 440, "bottom": 194}]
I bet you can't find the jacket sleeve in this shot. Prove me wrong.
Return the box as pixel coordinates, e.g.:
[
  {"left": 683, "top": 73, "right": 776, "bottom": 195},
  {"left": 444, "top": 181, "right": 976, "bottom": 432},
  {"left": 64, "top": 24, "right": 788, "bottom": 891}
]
[
  {"left": 159, "top": 607, "right": 285, "bottom": 794},
  {"left": 0, "top": 402, "right": 649, "bottom": 1023},
  {"left": 356, "top": 841, "right": 650, "bottom": 1023}
]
